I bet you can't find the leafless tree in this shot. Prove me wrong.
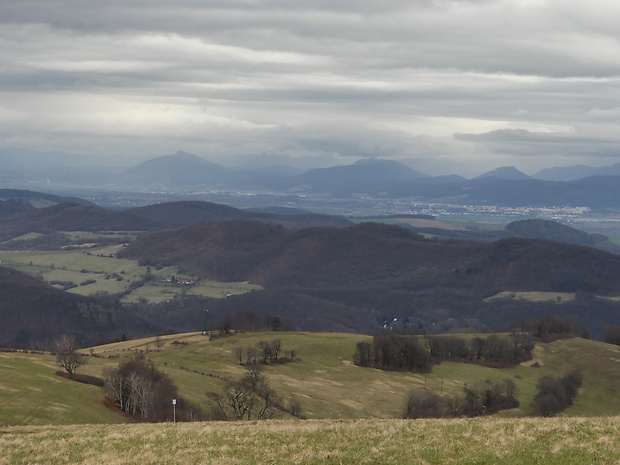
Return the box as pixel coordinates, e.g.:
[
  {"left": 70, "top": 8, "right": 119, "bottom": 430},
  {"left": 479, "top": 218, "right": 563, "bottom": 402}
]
[
  {"left": 54, "top": 335, "right": 85, "bottom": 376},
  {"left": 271, "top": 339, "right": 281, "bottom": 362},
  {"left": 206, "top": 365, "right": 280, "bottom": 421},
  {"left": 232, "top": 346, "right": 244, "bottom": 365},
  {"left": 245, "top": 345, "right": 258, "bottom": 365},
  {"left": 257, "top": 340, "right": 271, "bottom": 364}
]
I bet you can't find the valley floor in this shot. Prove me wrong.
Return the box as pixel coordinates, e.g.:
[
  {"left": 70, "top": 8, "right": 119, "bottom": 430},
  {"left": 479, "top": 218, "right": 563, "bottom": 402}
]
[{"left": 1, "top": 417, "right": 618, "bottom": 464}]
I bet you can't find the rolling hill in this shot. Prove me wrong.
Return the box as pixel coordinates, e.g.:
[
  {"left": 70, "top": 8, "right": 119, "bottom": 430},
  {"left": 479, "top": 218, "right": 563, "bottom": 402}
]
[
  {"left": 2, "top": 331, "right": 620, "bottom": 429},
  {"left": 117, "top": 220, "right": 620, "bottom": 336},
  {"left": 0, "top": 265, "right": 160, "bottom": 347}
]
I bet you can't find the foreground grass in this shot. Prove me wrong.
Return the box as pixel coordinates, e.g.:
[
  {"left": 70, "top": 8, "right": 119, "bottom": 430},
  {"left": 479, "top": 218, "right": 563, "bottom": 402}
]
[{"left": 1, "top": 417, "right": 619, "bottom": 464}]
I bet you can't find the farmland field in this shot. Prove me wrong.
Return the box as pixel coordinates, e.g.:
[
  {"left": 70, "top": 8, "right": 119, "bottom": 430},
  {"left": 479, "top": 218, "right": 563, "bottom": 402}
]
[{"left": 0, "top": 246, "right": 262, "bottom": 303}]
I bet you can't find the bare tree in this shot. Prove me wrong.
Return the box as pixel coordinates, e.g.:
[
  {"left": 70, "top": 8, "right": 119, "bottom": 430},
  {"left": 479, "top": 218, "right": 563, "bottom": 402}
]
[
  {"left": 232, "top": 346, "right": 244, "bottom": 365},
  {"left": 206, "top": 365, "right": 280, "bottom": 421},
  {"left": 55, "top": 335, "right": 85, "bottom": 376},
  {"left": 271, "top": 339, "right": 281, "bottom": 362},
  {"left": 154, "top": 336, "right": 164, "bottom": 352},
  {"left": 257, "top": 340, "right": 271, "bottom": 364},
  {"left": 245, "top": 345, "right": 258, "bottom": 365}
]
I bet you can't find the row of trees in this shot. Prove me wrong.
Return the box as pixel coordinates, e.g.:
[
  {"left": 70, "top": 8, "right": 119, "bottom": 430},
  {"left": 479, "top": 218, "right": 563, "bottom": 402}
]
[
  {"left": 216, "top": 309, "right": 293, "bottom": 334},
  {"left": 353, "top": 331, "right": 533, "bottom": 372},
  {"left": 354, "top": 330, "right": 431, "bottom": 372},
  {"left": 507, "top": 314, "right": 591, "bottom": 342},
  {"left": 232, "top": 338, "right": 297, "bottom": 365},
  {"left": 426, "top": 334, "right": 534, "bottom": 366},
  {"left": 403, "top": 379, "right": 519, "bottom": 419}
]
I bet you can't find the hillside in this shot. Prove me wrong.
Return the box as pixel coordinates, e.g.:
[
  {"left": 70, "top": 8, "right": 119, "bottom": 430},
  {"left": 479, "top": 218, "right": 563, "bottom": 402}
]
[
  {"left": 0, "top": 265, "right": 160, "bottom": 347},
  {"left": 397, "top": 217, "right": 620, "bottom": 254},
  {"left": 118, "top": 221, "right": 620, "bottom": 336},
  {"left": 127, "top": 201, "right": 350, "bottom": 229},
  {"left": 0, "top": 199, "right": 350, "bottom": 250},
  {"left": 2, "top": 332, "right": 620, "bottom": 428},
  {"left": 504, "top": 219, "right": 620, "bottom": 253}
]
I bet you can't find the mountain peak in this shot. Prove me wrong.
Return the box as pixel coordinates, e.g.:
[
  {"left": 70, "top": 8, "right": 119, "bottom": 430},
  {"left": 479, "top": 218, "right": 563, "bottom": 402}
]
[{"left": 476, "top": 166, "right": 531, "bottom": 180}]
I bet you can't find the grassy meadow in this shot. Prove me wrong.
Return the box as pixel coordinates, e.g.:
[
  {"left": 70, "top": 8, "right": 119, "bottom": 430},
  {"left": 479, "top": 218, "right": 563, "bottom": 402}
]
[
  {"left": 1, "top": 417, "right": 619, "bottom": 464},
  {"left": 0, "top": 245, "right": 262, "bottom": 303},
  {"left": 2, "top": 332, "right": 620, "bottom": 463},
  {"left": 3, "top": 331, "right": 620, "bottom": 428}
]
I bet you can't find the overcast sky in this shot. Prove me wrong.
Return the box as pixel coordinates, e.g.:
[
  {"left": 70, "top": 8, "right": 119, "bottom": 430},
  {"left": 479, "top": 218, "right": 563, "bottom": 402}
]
[{"left": 1, "top": 0, "right": 620, "bottom": 176}]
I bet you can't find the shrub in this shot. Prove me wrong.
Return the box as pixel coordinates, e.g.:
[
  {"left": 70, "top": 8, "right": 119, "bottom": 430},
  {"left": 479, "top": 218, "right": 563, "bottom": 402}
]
[{"left": 531, "top": 371, "right": 583, "bottom": 417}]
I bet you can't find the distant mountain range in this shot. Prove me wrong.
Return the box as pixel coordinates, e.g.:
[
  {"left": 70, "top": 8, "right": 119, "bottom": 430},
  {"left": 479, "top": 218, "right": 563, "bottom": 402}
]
[{"left": 4, "top": 149, "right": 620, "bottom": 211}]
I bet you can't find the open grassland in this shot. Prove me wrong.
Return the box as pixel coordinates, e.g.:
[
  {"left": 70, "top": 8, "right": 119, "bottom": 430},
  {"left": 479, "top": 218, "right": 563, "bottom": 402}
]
[
  {"left": 0, "top": 353, "right": 122, "bottom": 426},
  {"left": 484, "top": 290, "right": 576, "bottom": 303},
  {"left": 0, "top": 246, "right": 262, "bottom": 303},
  {"left": 3, "top": 332, "right": 620, "bottom": 428},
  {"left": 1, "top": 417, "right": 619, "bottom": 465}
]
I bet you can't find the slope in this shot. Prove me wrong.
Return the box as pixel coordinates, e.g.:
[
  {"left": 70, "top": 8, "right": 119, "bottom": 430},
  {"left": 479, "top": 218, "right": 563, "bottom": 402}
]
[
  {"left": 0, "top": 265, "right": 160, "bottom": 347},
  {"left": 2, "top": 331, "right": 620, "bottom": 427},
  {"left": 117, "top": 221, "right": 620, "bottom": 335}
]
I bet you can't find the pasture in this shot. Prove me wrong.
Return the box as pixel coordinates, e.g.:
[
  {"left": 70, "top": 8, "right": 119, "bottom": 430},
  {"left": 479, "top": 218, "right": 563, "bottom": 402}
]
[
  {"left": 3, "top": 332, "right": 620, "bottom": 429},
  {"left": 0, "top": 246, "right": 262, "bottom": 303}
]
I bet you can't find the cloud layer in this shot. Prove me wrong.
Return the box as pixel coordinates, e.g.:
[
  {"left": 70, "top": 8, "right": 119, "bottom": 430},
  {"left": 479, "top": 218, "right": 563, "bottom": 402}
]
[{"left": 1, "top": 0, "right": 619, "bottom": 175}]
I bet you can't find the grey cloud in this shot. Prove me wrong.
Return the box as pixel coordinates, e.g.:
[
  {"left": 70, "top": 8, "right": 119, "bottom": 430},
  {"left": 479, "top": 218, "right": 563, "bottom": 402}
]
[
  {"left": 455, "top": 129, "right": 620, "bottom": 159},
  {"left": 1, "top": 0, "right": 620, "bottom": 174}
]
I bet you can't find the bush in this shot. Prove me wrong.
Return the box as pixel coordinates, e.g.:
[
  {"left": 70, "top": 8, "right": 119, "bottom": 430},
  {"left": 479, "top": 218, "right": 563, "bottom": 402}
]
[
  {"left": 403, "top": 378, "right": 519, "bottom": 419},
  {"left": 531, "top": 371, "right": 582, "bottom": 417},
  {"left": 404, "top": 390, "right": 459, "bottom": 419}
]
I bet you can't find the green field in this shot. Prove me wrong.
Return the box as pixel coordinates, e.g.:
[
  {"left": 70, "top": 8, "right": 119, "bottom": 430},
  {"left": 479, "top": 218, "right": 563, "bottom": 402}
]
[
  {"left": 1, "top": 417, "right": 618, "bottom": 464},
  {"left": 484, "top": 291, "right": 576, "bottom": 303},
  {"left": 0, "top": 246, "right": 262, "bottom": 303},
  {"left": 2, "top": 332, "right": 620, "bottom": 429},
  {"left": 0, "top": 352, "right": 122, "bottom": 426}
]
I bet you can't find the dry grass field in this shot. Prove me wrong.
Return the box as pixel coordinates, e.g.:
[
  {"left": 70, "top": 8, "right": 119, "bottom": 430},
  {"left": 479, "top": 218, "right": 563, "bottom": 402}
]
[{"left": 1, "top": 417, "right": 619, "bottom": 464}]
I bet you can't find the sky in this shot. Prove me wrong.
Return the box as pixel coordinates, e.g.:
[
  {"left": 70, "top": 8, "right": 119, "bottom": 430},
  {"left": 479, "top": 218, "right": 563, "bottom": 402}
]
[{"left": 1, "top": 0, "right": 620, "bottom": 176}]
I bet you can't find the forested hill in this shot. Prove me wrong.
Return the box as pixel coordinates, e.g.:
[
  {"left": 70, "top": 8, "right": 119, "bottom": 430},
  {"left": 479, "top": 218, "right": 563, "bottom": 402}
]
[
  {"left": 117, "top": 220, "right": 620, "bottom": 336},
  {"left": 126, "top": 200, "right": 350, "bottom": 229},
  {"left": 0, "top": 266, "right": 160, "bottom": 347},
  {"left": 118, "top": 220, "right": 620, "bottom": 294}
]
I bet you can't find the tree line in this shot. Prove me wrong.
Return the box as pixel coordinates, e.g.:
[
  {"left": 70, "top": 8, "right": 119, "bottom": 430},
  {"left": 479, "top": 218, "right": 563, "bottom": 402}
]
[
  {"left": 353, "top": 330, "right": 534, "bottom": 372},
  {"left": 232, "top": 338, "right": 297, "bottom": 365},
  {"left": 403, "top": 378, "right": 519, "bottom": 419}
]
